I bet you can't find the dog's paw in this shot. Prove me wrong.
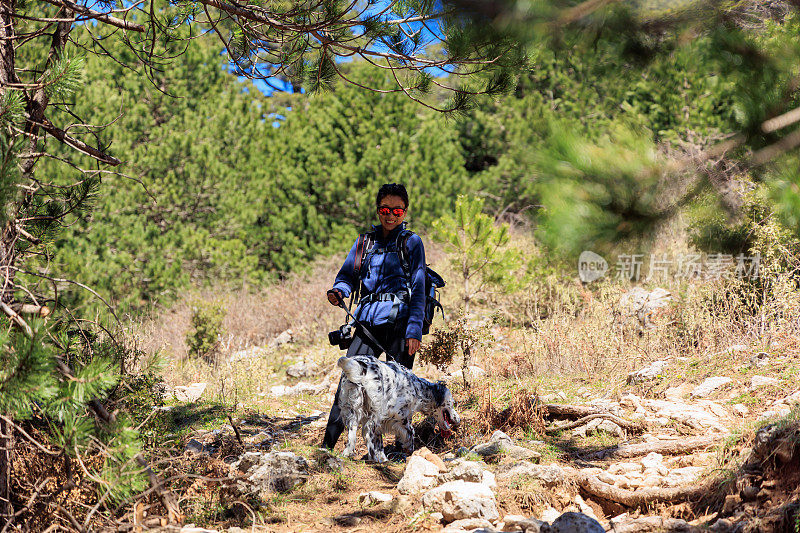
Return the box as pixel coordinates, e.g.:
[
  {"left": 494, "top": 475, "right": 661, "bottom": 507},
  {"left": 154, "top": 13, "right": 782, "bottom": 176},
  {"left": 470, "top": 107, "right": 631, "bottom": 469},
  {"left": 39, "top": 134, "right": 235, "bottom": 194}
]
[
  {"left": 342, "top": 448, "right": 355, "bottom": 458},
  {"left": 363, "top": 451, "right": 388, "bottom": 463}
]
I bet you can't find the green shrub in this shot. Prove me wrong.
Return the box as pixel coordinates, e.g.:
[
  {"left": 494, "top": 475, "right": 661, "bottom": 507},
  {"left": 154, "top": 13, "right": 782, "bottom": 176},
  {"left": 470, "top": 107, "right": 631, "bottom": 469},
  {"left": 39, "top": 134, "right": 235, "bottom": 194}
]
[{"left": 186, "top": 300, "right": 226, "bottom": 363}]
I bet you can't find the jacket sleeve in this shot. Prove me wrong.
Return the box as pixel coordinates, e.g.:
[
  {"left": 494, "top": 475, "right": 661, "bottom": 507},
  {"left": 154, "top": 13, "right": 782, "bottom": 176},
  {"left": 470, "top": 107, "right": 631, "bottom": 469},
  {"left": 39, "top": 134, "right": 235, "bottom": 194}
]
[
  {"left": 332, "top": 239, "right": 359, "bottom": 298},
  {"left": 404, "top": 234, "right": 426, "bottom": 341}
]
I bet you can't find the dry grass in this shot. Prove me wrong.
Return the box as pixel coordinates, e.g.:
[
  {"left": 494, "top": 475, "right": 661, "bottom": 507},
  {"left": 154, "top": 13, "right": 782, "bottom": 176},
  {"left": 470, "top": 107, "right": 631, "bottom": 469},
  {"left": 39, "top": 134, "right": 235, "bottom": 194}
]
[{"left": 130, "top": 255, "right": 344, "bottom": 362}]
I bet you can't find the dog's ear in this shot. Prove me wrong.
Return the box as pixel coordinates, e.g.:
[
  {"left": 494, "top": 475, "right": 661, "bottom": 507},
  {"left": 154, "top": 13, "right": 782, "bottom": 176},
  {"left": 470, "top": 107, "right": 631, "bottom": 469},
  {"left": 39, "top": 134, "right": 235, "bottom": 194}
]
[{"left": 433, "top": 381, "right": 448, "bottom": 406}]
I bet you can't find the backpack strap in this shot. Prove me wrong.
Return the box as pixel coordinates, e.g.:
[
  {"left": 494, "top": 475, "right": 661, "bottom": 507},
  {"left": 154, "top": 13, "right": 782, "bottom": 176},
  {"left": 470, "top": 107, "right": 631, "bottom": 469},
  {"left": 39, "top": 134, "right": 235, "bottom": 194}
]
[
  {"left": 352, "top": 231, "right": 375, "bottom": 306},
  {"left": 396, "top": 229, "right": 413, "bottom": 282}
]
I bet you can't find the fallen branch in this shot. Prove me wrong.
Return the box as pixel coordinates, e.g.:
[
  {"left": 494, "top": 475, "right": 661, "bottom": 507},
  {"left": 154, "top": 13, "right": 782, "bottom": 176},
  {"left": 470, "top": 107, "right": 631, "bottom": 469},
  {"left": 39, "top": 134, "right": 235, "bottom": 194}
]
[
  {"left": 610, "top": 516, "right": 699, "bottom": 532},
  {"left": 134, "top": 456, "right": 183, "bottom": 525},
  {"left": 577, "top": 473, "right": 706, "bottom": 507},
  {"left": 545, "top": 403, "right": 609, "bottom": 419},
  {"left": 228, "top": 415, "right": 243, "bottom": 446},
  {"left": 546, "top": 413, "right": 645, "bottom": 434},
  {"left": 0, "top": 301, "right": 33, "bottom": 338},
  {"left": 584, "top": 436, "right": 719, "bottom": 461}
]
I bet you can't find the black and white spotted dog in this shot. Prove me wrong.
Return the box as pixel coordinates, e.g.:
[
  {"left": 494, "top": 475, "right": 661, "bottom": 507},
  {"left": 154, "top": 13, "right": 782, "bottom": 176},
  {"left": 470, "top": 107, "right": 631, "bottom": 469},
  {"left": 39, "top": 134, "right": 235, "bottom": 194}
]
[{"left": 337, "top": 355, "right": 460, "bottom": 463}]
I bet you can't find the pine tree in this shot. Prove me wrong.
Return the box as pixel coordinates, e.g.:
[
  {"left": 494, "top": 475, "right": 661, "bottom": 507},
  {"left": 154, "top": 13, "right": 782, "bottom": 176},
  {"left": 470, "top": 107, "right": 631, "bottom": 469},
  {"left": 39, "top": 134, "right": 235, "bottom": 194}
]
[
  {"left": 433, "top": 195, "right": 522, "bottom": 317},
  {"left": 0, "top": 0, "right": 522, "bottom": 525}
]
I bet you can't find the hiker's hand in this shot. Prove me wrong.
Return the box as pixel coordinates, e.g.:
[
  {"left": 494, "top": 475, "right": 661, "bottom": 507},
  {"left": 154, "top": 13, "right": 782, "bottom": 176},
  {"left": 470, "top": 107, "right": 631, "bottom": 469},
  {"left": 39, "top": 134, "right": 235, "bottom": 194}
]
[
  {"left": 327, "top": 289, "right": 344, "bottom": 306},
  {"left": 406, "top": 338, "right": 420, "bottom": 356}
]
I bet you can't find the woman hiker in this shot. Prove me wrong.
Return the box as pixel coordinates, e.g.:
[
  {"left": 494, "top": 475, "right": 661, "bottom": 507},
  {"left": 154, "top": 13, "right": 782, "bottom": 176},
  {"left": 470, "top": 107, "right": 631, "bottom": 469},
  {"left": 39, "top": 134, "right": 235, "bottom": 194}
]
[{"left": 321, "top": 183, "right": 427, "bottom": 450}]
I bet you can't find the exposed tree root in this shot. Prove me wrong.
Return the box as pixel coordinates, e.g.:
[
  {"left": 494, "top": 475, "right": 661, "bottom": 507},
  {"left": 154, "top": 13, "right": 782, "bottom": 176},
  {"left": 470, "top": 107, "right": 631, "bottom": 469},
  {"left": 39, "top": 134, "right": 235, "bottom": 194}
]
[
  {"left": 576, "top": 473, "right": 706, "bottom": 507},
  {"left": 584, "top": 436, "right": 719, "bottom": 460},
  {"left": 546, "top": 412, "right": 645, "bottom": 433}
]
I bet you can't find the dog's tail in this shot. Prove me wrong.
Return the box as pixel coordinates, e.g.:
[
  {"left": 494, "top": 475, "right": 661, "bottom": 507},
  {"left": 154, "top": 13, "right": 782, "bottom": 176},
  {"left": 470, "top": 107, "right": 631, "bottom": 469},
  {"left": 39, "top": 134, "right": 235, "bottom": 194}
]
[{"left": 337, "top": 356, "right": 366, "bottom": 384}]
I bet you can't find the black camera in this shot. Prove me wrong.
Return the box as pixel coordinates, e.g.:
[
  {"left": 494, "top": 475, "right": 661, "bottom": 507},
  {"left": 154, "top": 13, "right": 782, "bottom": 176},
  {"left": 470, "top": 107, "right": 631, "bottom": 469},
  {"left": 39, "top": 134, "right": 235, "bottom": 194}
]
[{"left": 328, "top": 323, "right": 354, "bottom": 350}]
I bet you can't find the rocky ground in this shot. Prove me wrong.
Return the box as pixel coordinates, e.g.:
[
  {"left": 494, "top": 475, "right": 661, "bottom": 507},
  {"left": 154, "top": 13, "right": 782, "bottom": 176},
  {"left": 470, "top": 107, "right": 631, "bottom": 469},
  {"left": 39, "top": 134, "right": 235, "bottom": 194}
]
[{"left": 152, "top": 341, "right": 800, "bottom": 533}]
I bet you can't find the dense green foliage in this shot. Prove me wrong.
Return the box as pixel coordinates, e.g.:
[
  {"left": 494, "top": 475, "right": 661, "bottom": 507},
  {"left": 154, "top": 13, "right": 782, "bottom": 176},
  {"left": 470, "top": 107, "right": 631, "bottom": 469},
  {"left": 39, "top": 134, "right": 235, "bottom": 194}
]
[
  {"left": 39, "top": 11, "right": 800, "bottom": 318},
  {"left": 45, "top": 27, "right": 479, "bottom": 315}
]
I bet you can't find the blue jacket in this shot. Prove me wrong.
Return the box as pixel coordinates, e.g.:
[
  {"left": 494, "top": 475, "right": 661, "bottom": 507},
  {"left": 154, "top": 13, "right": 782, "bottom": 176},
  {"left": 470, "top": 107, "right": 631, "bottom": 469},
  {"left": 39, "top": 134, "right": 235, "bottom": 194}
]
[{"left": 332, "top": 222, "right": 426, "bottom": 341}]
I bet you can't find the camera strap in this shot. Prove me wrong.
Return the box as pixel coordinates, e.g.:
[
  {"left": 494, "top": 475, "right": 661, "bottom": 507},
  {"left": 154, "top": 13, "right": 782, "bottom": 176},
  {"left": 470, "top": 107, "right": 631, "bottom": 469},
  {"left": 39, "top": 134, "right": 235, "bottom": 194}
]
[{"left": 337, "top": 301, "right": 398, "bottom": 360}]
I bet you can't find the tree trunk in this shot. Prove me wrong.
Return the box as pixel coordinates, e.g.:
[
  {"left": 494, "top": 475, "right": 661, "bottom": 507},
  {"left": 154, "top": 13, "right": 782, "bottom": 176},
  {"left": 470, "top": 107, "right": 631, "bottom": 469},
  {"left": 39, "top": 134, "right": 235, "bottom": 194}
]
[
  {"left": 0, "top": 0, "right": 15, "bottom": 88},
  {"left": 0, "top": 416, "right": 13, "bottom": 526},
  {"left": 0, "top": 3, "right": 18, "bottom": 522}
]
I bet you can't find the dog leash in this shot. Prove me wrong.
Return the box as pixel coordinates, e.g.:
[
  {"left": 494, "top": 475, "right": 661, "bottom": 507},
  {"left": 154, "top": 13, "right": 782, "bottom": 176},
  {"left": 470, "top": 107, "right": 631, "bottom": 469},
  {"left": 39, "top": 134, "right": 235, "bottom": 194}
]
[{"left": 336, "top": 301, "right": 401, "bottom": 360}]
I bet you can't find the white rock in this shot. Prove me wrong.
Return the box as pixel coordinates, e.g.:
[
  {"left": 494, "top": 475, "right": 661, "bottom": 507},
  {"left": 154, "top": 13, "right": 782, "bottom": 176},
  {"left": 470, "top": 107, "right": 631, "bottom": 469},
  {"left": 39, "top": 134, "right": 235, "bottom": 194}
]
[
  {"left": 588, "top": 399, "right": 623, "bottom": 415},
  {"left": 619, "top": 287, "right": 671, "bottom": 327},
  {"left": 608, "top": 462, "right": 642, "bottom": 475},
  {"left": 751, "top": 375, "right": 780, "bottom": 389},
  {"left": 701, "top": 400, "right": 730, "bottom": 418},
  {"left": 422, "top": 480, "right": 499, "bottom": 522},
  {"left": 232, "top": 451, "right": 308, "bottom": 494},
  {"left": 627, "top": 360, "right": 668, "bottom": 383},
  {"left": 663, "top": 383, "right": 694, "bottom": 401},
  {"left": 229, "top": 346, "right": 270, "bottom": 364},
  {"left": 597, "top": 471, "right": 616, "bottom": 484},
  {"left": 359, "top": 491, "right": 393, "bottom": 506},
  {"left": 398, "top": 455, "right": 441, "bottom": 494},
  {"left": 495, "top": 463, "right": 565, "bottom": 485},
  {"left": 691, "top": 377, "right": 732, "bottom": 398},
  {"left": 726, "top": 344, "right": 749, "bottom": 354},
  {"left": 442, "top": 518, "right": 494, "bottom": 533},
  {"left": 540, "top": 507, "right": 561, "bottom": 523},
  {"left": 642, "top": 475, "right": 664, "bottom": 487},
  {"left": 173, "top": 382, "right": 207, "bottom": 403},
  {"left": 644, "top": 399, "right": 725, "bottom": 430},
  {"left": 430, "top": 512, "right": 444, "bottom": 522},
  {"left": 500, "top": 515, "right": 528, "bottom": 531},
  {"left": 269, "top": 328, "right": 294, "bottom": 348},
  {"left": 666, "top": 466, "right": 704, "bottom": 485},
  {"left": 449, "top": 366, "right": 486, "bottom": 381},
  {"left": 617, "top": 476, "right": 643, "bottom": 490},
  {"left": 573, "top": 418, "right": 624, "bottom": 438},
  {"left": 759, "top": 408, "right": 791, "bottom": 421},
  {"left": 270, "top": 381, "right": 324, "bottom": 397},
  {"left": 286, "top": 360, "right": 321, "bottom": 378},
  {"left": 619, "top": 393, "right": 643, "bottom": 410},
  {"left": 471, "top": 431, "right": 540, "bottom": 460},
  {"left": 489, "top": 430, "right": 512, "bottom": 443},
  {"left": 641, "top": 452, "right": 663, "bottom": 469},
  {"left": 439, "top": 460, "right": 488, "bottom": 485}
]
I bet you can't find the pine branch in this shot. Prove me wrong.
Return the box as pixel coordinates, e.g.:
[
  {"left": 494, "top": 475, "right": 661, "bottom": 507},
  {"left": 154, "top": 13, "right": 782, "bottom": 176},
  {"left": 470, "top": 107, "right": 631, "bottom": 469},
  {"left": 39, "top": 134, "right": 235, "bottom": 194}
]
[
  {"left": 39, "top": 119, "right": 122, "bottom": 166},
  {"left": 38, "top": 0, "right": 145, "bottom": 32}
]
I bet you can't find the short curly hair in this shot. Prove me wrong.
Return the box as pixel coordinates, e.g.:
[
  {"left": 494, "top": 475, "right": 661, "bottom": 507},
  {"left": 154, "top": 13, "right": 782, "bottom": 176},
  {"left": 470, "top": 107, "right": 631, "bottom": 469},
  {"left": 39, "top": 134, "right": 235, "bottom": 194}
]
[{"left": 376, "top": 183, "right": 409, "bottom": 209}]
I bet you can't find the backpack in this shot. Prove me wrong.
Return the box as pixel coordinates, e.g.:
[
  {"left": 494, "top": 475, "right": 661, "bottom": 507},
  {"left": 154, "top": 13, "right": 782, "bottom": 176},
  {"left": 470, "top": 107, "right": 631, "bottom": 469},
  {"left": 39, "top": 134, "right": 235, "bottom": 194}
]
[{"left": 352, "top": 229, "right": 445, "bottom": 335}]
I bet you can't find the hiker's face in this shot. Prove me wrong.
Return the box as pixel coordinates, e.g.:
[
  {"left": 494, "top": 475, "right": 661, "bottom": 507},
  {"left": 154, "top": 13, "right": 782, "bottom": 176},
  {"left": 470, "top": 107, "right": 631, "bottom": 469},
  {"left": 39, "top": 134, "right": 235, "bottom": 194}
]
[{"left": 377, "top": 194, "right": 407, "bottom": 233}]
